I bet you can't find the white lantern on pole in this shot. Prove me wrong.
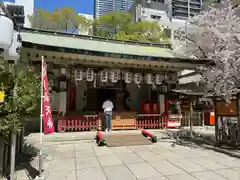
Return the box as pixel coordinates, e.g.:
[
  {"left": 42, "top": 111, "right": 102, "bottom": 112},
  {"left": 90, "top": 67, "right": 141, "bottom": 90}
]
[
  {"left": 134, "top": 73, "right": 142, "bottom": 84},
  {"left": 86, "top": 68, "right": 94, "bottom": 81},
  {"left": 100, "top": 70, "right": 108, "bottom": 82},
  {"left": 124, "top": 71, "right": 133, "bottom": 83},
  {"left": 145, "top": 73, "right": 153, "bottom": 84},
  {"left": 110, "top": 70, "right": 119, "bottom": 83},
  {"left": 155, "top": 73, "right": 163, "bottom": 85},
  {"left": 75, "top": 69, "right": 83, "bottom": 81}
]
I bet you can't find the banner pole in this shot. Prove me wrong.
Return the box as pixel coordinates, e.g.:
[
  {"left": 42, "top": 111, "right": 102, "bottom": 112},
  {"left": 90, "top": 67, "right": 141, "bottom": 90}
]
[{"left": 38, "top": 56, "right": 44, "bottom": 179}]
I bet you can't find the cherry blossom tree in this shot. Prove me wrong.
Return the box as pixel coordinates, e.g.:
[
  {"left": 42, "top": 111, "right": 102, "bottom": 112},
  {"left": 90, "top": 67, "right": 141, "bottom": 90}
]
[{"left": 177, "top": 0, "right": 240, "bottom": 99}]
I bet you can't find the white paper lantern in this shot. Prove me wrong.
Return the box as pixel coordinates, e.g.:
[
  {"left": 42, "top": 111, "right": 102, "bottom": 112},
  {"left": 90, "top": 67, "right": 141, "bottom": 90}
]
[
  {"left": 61, "top": 68, "right": 66, "bottom": 75},
  {"left": 110, "top": 70, "right": 119, "bottom": 83},
  {"left": 145, "top": 73, "right": 153, "bottom": 84},
  {"left": 100, "top": 70, "right": 108, "bottom": 82},
  {"left": 155, "top": 74, "right": 163, "bottom": 85},
  {"left": 124, "top": 72, "right": 133, "bottom": 83},
  {"left": 86, "top": 68, "right": 94, "bottom": 81},
  {"left": 75, "top": 69, "right": 83, "bottom": 81},
  {"left": 134, "top": 73, "right": 142, "bottom": 84}
]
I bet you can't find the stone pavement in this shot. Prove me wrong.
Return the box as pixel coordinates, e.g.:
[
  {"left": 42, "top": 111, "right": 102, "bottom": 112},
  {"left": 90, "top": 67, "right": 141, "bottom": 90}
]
[
  {"left": 26, "top": 126, "right": 215, "bottom": 143},
  {"left": 14, "top": 136, "right": 240, "bottom": 180}
]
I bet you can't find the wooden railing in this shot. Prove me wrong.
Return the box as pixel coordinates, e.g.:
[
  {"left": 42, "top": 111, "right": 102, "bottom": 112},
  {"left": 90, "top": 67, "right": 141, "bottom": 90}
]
[
  {"left": 136, "top": 114, "right": 165, "bottom": 129},
  {"left": 57, "top": 115, "right": 100, "bottom": 132}
]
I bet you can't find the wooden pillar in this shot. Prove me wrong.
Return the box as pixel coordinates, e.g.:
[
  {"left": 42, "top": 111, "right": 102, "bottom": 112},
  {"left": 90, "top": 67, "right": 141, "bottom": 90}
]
[
  {"left": 190, "top": 101, "right": 193, "bottom": 138},
  {"left": 237, "top": 93, "right": 240, "bottom": 142},
  {"left": 214, "top": 97, "right": 219, "bottom": 144},
  {"left": 202, "top": 111, "right": 205, "bottom": 127}
]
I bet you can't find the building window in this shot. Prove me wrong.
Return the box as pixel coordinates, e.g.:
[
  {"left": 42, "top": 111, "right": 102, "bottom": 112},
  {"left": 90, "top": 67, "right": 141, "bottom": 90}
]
[{"left": 151, "top": 15, "right": 161, "bottom": 20}]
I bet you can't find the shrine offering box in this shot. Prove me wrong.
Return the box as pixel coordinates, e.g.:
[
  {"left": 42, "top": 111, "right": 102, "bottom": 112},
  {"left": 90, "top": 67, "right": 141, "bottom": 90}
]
[{"left": 100, "top": 112, "right": 137, "bottom": 130}]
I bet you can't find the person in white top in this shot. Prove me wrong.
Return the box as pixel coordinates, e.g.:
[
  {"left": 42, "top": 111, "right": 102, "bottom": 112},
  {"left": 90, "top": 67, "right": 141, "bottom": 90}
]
[{"left": 102, "top": 100, "right": 114, "bottom": 132}]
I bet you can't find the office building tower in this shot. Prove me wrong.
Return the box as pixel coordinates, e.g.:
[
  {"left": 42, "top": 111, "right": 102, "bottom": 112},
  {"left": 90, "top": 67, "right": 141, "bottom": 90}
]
[
  {"left": 171, "top": 0, "right": 202, "bottom": 20},
  {"left": 94, "top": 0, "right": 133, "bottom": 37},
  {"left": 2, "top": 0, "right": 34, "bottom": 28},
  {"left": 94, "top": 0, "right": 134, "bottom": 19}
]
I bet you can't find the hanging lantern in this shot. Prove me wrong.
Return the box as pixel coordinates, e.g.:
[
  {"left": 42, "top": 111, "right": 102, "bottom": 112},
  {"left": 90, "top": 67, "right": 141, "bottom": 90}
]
[
  {"left": 100, "top": 70, "right": 108, "bottom": 82},
  {"left": 86, "top": 68, "right": 94, "bottom": 81},
  {"left": 75, "top": 69, "right": 83, "bottom": 81},
  {"left": 61, "top": 68, "right": 66, "bottom": 75},
  {"left": 134, "top": 73, "right": 142, "bottom": 84},
  {"left": 155, "top": 74, "right": 163, "bottom": 85},
  {"left": 124, "top": 71, "right": 133, "bottom": 84},
  {"left": 110, "top": 70, "right": 119, "bottom": 83},
  {"left": 145, "top": 73, "right": 154, "bottom": 84}
]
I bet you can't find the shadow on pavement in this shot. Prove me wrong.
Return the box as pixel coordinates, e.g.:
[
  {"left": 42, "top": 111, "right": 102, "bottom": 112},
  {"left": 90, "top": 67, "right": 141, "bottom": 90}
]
[
  {"left": 14, "top": 143, "right": 39, "bottom": 180},
  {"left": 172, "top": 135, "right": 240, "bottom": 159}
]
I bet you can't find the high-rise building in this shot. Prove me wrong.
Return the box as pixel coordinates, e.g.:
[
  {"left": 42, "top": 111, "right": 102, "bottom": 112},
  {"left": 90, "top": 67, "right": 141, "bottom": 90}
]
[
  {"left": 171, "top": 0, "right": 202, "bottom": 20},
  {"left": 2, "top": 0, "right": 34, "bottom": 28},
  {"left": 94, "top": 0, "right": 134, "bottom": 18},
  {"left": 94, "top": 0, "right": 133, "bottom": 37}
]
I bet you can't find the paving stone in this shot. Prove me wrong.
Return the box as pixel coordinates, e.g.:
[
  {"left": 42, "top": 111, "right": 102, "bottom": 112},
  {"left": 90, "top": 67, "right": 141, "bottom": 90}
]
[
  {"left": 117, "top": 153, "right": 144, "bottom": 164},
  {"left": 128, "top": 146, "right": 150, "bottom": 153},
  {"left": 98, "top": 155, "right": 123, "bottom": 166},
  {"left": 212, "top": 157, "right": 240, "bottom": 168},
  {"left": 111, "top": 146, "right": 133, "bottom": 154},
  {"left": 138, "top": 151, "right": 181, "bottom": 163},
  {"left": 191, "top": 170, "right": 227, "bottom": 180},
  {"left": 140, "top": 177, "right": 168, "bottom": 180},
  {"left": 52, "top": 144, "right": 75, "bottom": 159},
  {"left": 214, "top": 168, "right": 240, "bottom": 180},
  {"left": 146, "top": 144, "right": 168, "bottom": 153},
  {"left": 103, "top": 164, "right": 137, "bottom": 180},
  {"left": 127, "top": 162, "right": 163, "bottom": 179},
  {"left": 14, "top": 169, "right": 31, "bottom": 180},
  {"left": 75, "top": 147, "right": 95, "bottom": 158},
  {"left": 173, "top": 150, "right": 201, "bottom": 159},
  {"left": 77, "top": 167, "right": 107, "bottom": 180},
  {"left": 44, "top": 159, "right": 75, "bottom": 174},
  {"left": 167, "top": 173, "right": 198, "bottom": 180},
  {"left": 76, "top": 156, "right": 100, "bottom": 170},
  {"left": 45, "top": 170, "right": 76, "bottom": 180},
  {"left": 190, "top": 157, "right": 227, "bottom": 170},
  {"left": 94, "top": 147, "right": 114, "bottom": 156},
  {"left": 151, "top": 160, "right": 186, "bottom": 176},
  {"left": 169, "top": 159, "right": 207, "bottom": 173},
  {"left": 74, "top": 143, "right": 92, "bottom": 152}
]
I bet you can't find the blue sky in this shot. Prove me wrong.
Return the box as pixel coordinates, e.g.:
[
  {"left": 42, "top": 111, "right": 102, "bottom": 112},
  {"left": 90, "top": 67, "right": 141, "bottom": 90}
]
[{"left": 34, "top": 0, "right": 94, "bottom": 14}]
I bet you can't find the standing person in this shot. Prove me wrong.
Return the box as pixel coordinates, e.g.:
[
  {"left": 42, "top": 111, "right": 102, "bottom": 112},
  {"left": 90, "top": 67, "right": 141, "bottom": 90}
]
[{"left": 102, "top": 99, "right": 114, "bottom": 132}]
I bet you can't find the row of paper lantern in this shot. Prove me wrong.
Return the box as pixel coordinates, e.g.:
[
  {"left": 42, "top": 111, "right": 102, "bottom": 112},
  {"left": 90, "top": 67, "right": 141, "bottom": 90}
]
[{"left": 74, "top": 69, "right": 170, "bottom": 85}]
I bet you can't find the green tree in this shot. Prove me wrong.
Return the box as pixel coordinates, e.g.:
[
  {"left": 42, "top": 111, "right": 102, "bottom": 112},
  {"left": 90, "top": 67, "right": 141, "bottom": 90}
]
[
  {"left": 28, "top": 9, "right": 52, "bottom": 29},
  {"left": 93, "top": 11, "right": 168, "bottom": 43},
  {"left": 0, "top": 60, "right": 40, "bottom": 138},
  {"left": 29, "top": 7, "right": 92, "bottom": 33},
  {"left": 0, "top": 58, "right": 40, "bottom": 179},
  {"left": 116, "top": 21, "right": 168, "bottom": 43},
  {"left": 93, "top": 11, "right": 132, "bottom": 38}
]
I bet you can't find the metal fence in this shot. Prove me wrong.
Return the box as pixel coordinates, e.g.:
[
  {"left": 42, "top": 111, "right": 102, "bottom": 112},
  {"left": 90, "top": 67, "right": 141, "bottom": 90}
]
[
  {"left": 0, "top": 129, "right": 24, "bottom": 177},
  {"left": 182, "top": 111, "right": 204, "bottom": 126}
]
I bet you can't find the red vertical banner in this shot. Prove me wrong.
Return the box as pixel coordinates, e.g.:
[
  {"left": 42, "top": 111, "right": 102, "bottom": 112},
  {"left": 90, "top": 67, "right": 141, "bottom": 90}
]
[{"left": 42, "top": 59, "right": 55, "bottom": 134}]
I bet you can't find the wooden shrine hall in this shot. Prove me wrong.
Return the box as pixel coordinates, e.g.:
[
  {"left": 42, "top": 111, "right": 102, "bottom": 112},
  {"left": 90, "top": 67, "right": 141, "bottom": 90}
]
[{"left": 19, "top": 28, "right": 212, "bottom": 132}]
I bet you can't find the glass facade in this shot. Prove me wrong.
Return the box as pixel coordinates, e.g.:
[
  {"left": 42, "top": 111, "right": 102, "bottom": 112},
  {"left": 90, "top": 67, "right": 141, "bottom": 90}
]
[
  {"left": 94, "top": 0, "right": 133, "bottom": 37},
  {"left": 172, "top": 0, "right": 202, "bottom": 20},
  {"left": 94, "top": 0, "right": 133, "bottom": 18}
]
